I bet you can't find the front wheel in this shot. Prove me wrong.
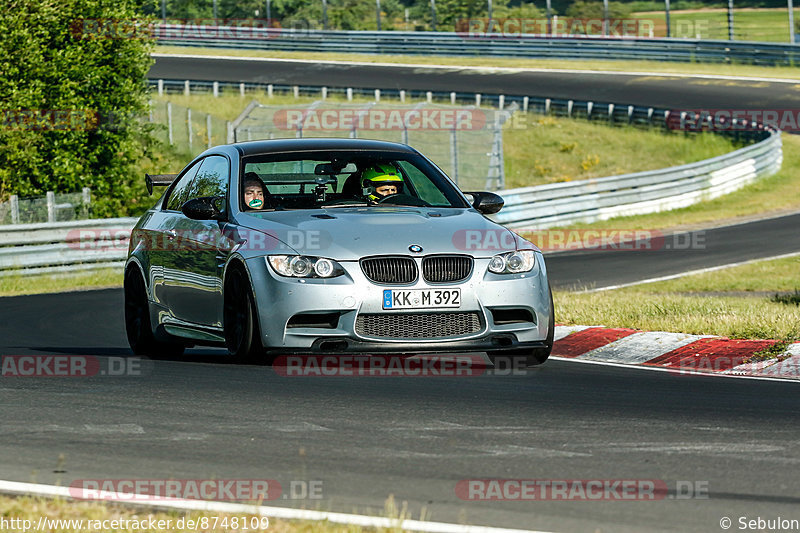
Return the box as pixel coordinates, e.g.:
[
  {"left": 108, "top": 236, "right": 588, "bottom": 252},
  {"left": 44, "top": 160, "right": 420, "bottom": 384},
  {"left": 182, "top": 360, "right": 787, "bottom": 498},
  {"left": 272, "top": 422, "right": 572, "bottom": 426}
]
[
  {"left": 488, "top": 287, "right": 554, "bottom": 368},
  {"left": 223, "top": 267, "right": 266, "bottom": 364}
]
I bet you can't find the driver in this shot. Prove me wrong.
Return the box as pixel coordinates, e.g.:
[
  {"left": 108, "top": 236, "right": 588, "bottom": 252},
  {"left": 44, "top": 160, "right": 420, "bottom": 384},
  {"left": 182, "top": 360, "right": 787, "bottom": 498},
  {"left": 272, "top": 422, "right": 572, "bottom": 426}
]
[{"left": 362, "top": 164, "right": 404, "bottom": 202}]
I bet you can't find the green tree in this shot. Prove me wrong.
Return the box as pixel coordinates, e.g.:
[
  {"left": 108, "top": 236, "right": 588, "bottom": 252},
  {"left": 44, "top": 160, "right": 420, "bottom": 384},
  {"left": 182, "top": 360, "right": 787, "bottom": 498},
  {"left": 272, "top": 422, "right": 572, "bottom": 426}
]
[{"left": 0, "top": 0, "right": 154, "bottom": 216}]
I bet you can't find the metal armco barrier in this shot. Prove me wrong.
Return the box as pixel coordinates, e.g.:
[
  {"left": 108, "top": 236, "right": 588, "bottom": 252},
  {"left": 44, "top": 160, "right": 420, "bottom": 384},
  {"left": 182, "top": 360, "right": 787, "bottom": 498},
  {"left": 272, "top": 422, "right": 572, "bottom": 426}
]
[
  {"left": 153, "top": 25, "right": 800, "bottom": 65},
  {"left": 0, "top": 218, "right": 137, "bottom": 276},
  {"left": 491, "top": 129, "right": 782, "bottom": 229},
  {"left": 1, "top": 86, "right": 784, "bottom": 275}
]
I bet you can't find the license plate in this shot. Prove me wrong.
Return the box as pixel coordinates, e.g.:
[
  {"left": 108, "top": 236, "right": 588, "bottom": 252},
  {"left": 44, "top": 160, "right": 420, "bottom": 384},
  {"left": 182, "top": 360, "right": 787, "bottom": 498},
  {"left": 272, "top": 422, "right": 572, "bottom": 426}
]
[{"left": 382, "top": 289, "right": 461, "bottom": 309}]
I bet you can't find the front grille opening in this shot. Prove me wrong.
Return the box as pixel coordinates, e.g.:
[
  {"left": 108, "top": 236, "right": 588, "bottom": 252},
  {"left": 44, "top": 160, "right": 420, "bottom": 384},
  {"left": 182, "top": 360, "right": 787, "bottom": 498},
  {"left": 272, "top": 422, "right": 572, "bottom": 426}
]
[
  {"left": 287, "top": 312, "right": 341, "bottom": 329},
  {"left": 361, "top": 256, "right": 417, "bottom": 284},
  {"left": 422, "top": 255, "right": 473, "bottom": 283},
  {"left": 355, "top": 312, "right": 482, "bottom": 339},
  {"left": 490, "top": 308, "right": 535, "bottom": 325}
]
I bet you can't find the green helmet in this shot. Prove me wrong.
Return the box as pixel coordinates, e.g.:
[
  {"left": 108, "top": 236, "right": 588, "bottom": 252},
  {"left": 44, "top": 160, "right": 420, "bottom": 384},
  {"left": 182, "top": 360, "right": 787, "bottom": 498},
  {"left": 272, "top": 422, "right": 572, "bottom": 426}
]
[{"left": 362, "top": 164, "right": 403, "bottom": 201}]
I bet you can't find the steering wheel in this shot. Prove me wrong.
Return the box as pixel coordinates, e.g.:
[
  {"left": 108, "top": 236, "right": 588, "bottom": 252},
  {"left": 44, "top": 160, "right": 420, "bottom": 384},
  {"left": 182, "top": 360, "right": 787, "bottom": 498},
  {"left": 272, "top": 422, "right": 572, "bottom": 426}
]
[{"left": 375, "top": 193, "right": 430, "bottom": 207}]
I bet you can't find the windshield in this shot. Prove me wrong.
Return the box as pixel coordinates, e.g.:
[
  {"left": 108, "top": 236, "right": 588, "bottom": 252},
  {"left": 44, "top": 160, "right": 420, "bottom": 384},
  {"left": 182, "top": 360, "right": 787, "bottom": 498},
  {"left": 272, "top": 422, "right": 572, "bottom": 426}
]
[{"left": 239, "top": 150, "right": 469, "bottom": 211}]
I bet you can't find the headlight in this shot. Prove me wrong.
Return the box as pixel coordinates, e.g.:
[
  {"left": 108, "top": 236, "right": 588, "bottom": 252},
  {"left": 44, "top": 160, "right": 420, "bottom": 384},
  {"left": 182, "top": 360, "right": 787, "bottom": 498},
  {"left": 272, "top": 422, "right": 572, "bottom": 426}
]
[
  {"left": 268, "top": 255, "right": 344, "bottom": 278},
  {"left": 488, "top": 250, "right": 536, "bottom": 274}
]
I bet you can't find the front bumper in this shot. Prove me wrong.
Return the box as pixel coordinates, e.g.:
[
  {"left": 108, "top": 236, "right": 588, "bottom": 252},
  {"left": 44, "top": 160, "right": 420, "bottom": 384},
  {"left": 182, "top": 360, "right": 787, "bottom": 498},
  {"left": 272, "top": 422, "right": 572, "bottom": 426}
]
[{"left": 246, "top": 254, "right": 552, "bottom": 353}]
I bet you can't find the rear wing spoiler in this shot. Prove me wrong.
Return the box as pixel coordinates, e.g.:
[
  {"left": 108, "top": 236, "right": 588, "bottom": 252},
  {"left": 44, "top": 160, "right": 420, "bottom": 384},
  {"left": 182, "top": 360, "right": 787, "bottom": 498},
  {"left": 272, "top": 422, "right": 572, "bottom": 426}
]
[{"left": 145, "top": 173, "right": 178, "bottom": 195}]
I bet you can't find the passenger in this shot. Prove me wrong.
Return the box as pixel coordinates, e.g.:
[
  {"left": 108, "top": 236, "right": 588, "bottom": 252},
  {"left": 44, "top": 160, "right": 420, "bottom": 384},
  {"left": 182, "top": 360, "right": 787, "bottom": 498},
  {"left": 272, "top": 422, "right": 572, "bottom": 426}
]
[{"left": 243, "top": 173, "right": 268, "bottom": 210}]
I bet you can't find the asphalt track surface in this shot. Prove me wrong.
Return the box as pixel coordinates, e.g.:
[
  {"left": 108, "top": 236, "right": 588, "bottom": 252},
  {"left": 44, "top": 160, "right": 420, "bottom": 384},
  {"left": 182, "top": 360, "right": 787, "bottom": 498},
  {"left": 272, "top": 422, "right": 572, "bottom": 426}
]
[
  {"left": 546, "top": 211, "right": 800, "bottom": 290},
  {"left": 1, "top": 59, "right": 798, "bottom": 532},
  {"left": 149, "top": 54, "right": 800, "bottom": 110},
  {"left": 1, "top": 289, "right": 800, "bottom": 533}
]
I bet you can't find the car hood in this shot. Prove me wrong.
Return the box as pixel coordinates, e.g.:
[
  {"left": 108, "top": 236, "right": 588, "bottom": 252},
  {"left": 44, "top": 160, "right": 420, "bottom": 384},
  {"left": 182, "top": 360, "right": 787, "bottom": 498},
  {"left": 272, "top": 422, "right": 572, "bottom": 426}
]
[{"left": 236, "top": 207, "right": 523, "bottom": 260}]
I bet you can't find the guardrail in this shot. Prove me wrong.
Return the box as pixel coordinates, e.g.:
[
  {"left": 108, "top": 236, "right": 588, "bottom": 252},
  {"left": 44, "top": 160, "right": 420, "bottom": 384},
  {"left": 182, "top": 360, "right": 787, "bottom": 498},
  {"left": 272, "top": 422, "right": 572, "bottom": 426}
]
[
  {"left": 154, "top": 25, "right": 800, "bottom": 65},
  {"left": 0, "top": 218, "right": 137, "bottom": 276},
  {"left": 491, "top": 129, "right": 782, "bottom": 229}
]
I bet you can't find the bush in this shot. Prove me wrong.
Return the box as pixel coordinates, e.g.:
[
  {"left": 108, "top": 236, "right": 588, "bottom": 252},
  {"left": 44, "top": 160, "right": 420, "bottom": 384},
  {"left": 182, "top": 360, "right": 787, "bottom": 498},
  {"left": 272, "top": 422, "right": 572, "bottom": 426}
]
[
  {"left": 565, "top": 0, "right": 633, "bottom": 18},
  {"left": 0, "top": 0, "right": 154, "bottom": 217}
]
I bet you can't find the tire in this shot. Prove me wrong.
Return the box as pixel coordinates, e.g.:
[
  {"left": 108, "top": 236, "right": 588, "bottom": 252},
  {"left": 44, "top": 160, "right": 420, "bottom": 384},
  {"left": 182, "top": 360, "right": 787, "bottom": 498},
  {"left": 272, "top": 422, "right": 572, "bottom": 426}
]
[
  {"left": 124, "top": 266, "right": 185, "bottom": 357},
  {"left": 488, "top": 286, "right": 554, "bottom": 368},
  {"left": 223, "top": 266, "right": 265, "bottom": 364}
]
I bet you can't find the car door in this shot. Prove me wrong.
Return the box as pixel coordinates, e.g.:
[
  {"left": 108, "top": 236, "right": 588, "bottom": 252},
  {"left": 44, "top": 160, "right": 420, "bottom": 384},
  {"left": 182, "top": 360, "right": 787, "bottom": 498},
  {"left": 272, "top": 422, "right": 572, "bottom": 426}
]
[
  {"left": 163, "top": 155, "right": 232, "bottom": 329},
  {"left": 146, "top": 158, "right": 203, "bottom": 311}
]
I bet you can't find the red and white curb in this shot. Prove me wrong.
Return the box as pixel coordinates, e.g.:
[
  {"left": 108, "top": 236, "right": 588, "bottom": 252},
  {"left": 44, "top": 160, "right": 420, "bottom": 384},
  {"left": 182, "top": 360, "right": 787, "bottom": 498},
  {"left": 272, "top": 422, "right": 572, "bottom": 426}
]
[{"left": 553, "top": 325, "right": 800, "bottom": 381}]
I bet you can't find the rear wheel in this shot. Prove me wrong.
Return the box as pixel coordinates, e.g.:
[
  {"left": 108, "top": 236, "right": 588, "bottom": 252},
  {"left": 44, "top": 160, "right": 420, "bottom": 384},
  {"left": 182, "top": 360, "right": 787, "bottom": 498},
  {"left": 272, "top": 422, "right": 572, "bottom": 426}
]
[
  {"left": 223, "top": 266, "right": 266, "bottom": 364},
  {"left": 488, "top": 287, "right": 554, "bottom": 368},
  {"left": 124, "top": 266, "right": 185, "bottom": 357}
]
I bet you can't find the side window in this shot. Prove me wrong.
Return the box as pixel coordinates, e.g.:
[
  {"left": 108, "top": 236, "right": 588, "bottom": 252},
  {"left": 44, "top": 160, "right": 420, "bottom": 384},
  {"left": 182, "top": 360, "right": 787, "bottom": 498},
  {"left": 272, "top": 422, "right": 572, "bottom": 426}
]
[
  {"left": 164, "top": 159, "right": 202, "bottom": 211},
  {"left": 185, "top": 156, "right": 229, "bottom": 205}
]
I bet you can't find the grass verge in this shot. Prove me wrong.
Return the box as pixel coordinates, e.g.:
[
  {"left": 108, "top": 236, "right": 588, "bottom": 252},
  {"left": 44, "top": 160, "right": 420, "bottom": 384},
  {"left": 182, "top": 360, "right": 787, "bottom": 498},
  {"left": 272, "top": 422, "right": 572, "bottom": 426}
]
[
  {"left": 154, "top": 45, "right": 800, "bottom": 81},
  {"left": 0, "top": 494, "right": 415, "bottom": 533},
  {"left": 554, "top": 255, "right": 800, "bottom": 341},
  {"left": 0, "top": 269, "right": 122, "bottom": 298}
]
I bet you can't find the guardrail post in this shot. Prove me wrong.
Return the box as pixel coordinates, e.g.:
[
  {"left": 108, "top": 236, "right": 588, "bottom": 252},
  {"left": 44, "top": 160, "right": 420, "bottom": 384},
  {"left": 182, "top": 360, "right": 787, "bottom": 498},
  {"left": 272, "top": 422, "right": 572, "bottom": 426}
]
[
  {"left": 567, "top": 100, "right": 573, "bottom": 117},
  {"left": 587, "top": 101, "right": 593, "bottom": 120},
  {"left": 187, "top": 108, "right": 193, "bottom": 150},
  {"left": 347, "top": 88, "right": 353, "bottom": 101},
  {"left": 450, "top": 127, "right": 459, "bottom": 185},
  {"left": 81, "top": 187, "right": 91, "bottom": 218},
  {"left": 213, "top": 81, "right": 220, "bottom": 97},
  {"left": 322, "top": 87, "right": 328, "bottom": 100},
  {"left": 240, "top": 83, "right": 245, "bottom": 97},
  {"left": 184, "top": 80, "right": 190, "bottom": 96},
  {"left": 293, "top": 85, "right": 299, "bottom": 99},
  {"left": 10, "top": 195, "right": 19, "bottom": 224},
  {"left": 545, "top": 98, "right": 551, "bottom": 114},
  {"left": 475, "top": 93, "right": 481, "bottom": 107},
  {"left": 628, "top": 105, "right": 634, "bottom": 123},
  {"left": 46, "top": 191, "right": 55, "bottom": 223},
  {"left": 647, "top": 107, "right": 654, "bottom": 124},
  {"left": 268, "top": 84, "right": 274, "bottom": 98},
  {"left": 157, "top": 79, "right": 164, "bottom": 96},
  {"left": 400, "top": 90, "right": 406, "bottom": 103},
  {"left": 426, "top": 91, "right": 433, "bottom": 103},
  {"left": 523, "top": 96, "right": 529, "bottom": 112},
  {"left": 608, "top": 103, "right": 614, "bottom": 122},
  {"left": 167, "top": 102, "right": 173, "bottom": 145},
  {"left": 450, "top": 92, "right": 456, "bottom": 105},
  {"left": 374, "top": 89, "right": 381, "bottom": 102},
  {"left": 498, "top": 95, "right": 505, "bottom": 110},
  {"left": 207, "top": 114, "right": 212, "bottom": 149},
  {"left": 227, "top": 121, "right": 234, "bottom": 144}
]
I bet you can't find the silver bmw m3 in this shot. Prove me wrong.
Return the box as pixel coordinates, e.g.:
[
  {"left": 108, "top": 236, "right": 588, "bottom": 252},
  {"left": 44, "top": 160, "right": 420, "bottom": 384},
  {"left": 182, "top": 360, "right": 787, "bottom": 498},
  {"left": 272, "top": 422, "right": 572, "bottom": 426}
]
[{"left": 124, "top": 138, "right": 554, "bottom": 366}]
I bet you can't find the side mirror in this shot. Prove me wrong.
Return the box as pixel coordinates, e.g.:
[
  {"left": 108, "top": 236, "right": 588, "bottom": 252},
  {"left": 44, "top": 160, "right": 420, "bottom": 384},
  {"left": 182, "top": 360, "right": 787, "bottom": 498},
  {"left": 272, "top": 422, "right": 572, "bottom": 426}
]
[
  {"left": 181, "top": 197, "right": 225, "bottom": 221},
  {"left": 466, "top": 191, "right": 504, "bottom": 215}
]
